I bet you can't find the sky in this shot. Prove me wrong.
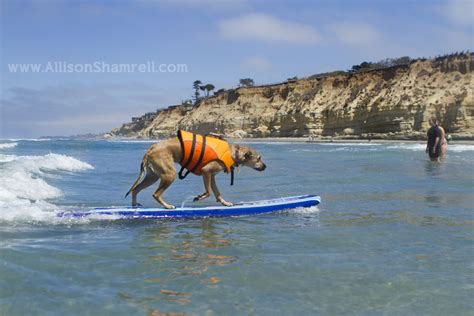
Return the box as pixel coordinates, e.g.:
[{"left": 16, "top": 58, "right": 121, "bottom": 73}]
[{"left": 1, "top": 0, "right": 473, "bottom": 138}]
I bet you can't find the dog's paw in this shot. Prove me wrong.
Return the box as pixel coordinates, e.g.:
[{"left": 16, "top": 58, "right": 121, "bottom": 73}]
[
  {"left": 194, "top": 193, "right": 210, "bottom": 202},
  {"left": 220, "top": 200, "right": 234, "bottom": 207}
]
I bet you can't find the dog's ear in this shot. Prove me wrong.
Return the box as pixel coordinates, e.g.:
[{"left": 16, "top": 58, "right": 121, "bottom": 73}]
[{"left": 234, "top": 145, "right": 243, "bottom": 161}]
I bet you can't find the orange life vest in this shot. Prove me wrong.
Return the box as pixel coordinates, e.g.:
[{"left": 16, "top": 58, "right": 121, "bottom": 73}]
[{"left": 177, "top": 130, "right": 235, "bottom": 182}]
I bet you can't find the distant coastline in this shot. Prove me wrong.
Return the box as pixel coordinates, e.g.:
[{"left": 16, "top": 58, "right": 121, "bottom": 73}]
[{"left": 108, "top": 52, "right": 473, "bottom": 141}]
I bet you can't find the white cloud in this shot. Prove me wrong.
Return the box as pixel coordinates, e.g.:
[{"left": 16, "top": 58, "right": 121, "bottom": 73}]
[
  {"left": 330, "top": 22, "right": 380, "bottom": 45},
  {"left": 241, "top": 56, "right": 273, "bottom": 72},
  {"left": 218, "top": 13, "right": 321, "bottom": 44},
  {"left": 444, "top": 0, "right": 474, "bottom": 26}
]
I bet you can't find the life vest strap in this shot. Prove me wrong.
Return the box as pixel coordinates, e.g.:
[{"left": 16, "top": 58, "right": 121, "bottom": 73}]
[
  {"left": 189, "top": 134, "right": 207, "bottom": 174},
  {"left": 178, "top": 132, "right": 197, "bottom": 180}
]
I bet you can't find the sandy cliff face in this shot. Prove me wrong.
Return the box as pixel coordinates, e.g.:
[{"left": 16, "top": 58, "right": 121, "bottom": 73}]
[{"left": 110, "top": 53, "right": 473, "bottom": 139}]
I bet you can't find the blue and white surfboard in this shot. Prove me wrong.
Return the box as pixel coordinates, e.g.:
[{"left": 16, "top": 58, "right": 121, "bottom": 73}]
[{"left": 59, "top": 195, "right": 320, "bottom": 219}]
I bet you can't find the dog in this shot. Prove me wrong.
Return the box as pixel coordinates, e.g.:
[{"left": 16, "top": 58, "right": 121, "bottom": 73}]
[{"left": 126, "top": 131, "right": 266, "bottom": 209}]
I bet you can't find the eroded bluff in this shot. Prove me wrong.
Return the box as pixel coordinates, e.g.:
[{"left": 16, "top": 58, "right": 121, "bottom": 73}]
[{"left": 110, "top": 54, "right": 473, "bottom": 139}]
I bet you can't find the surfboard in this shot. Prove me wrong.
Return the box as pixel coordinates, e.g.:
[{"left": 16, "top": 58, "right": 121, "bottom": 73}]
[{"left": 59, "top": 195, "right": 320, "bottom": 219}]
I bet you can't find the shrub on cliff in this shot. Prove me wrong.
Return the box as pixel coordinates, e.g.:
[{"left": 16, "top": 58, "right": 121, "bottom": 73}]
[{"left": 239, "top": 78, "right": 254, "bottom": 87}]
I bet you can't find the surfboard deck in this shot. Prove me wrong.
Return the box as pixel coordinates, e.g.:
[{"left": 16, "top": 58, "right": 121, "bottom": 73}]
[{"left": 59, "top": 195, "right": 320, "bottom": 219}]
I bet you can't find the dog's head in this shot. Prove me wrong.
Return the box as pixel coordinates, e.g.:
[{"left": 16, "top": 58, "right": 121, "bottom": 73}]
[{"left": 234, "top": 145, "right": 266, "bottom": 171}]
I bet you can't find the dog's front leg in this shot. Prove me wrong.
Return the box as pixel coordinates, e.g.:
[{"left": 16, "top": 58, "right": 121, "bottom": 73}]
[
  {"left": 211, "top": 175, "right": 233, "bottom": 207},
  {"left": 193, "top": 172, "right": 212, "bottom": 202}
]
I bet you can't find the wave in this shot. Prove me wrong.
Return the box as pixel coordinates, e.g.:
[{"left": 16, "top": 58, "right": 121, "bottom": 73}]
[
  {"left": 318, "top": 142, "right": 381, "bottom": 146},
  {"left": 0, "top": 142, "right": 18, "bottom": 149},
  {"left": 0, "top": 153, "right": 93, "bottom": 223},
  {"left": 386, "top": 143, "right": 426, "bottom": 151},
  {"left": 446, "top": 145, "right": 474, "bottom": 152},
  {"left": 1, "top": 138, "right": 52, "bottom": 142},
  {"left": 107, "top": 139, "right": 158, "bottom": 143},
  {"left": 386, "top": 143, "right": 474, "bottom": 152}
]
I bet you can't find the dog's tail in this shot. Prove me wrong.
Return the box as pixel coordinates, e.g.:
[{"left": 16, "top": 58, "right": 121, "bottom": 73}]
[{"left": 125, "top": 159, "right": 146, "bottom": 198}]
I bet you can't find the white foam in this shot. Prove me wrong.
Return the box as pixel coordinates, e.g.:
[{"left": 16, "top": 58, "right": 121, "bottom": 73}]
[
  {"left": 107, "top": 139, "right": 158, "bottom": 143},
  {"left": 0, "top": 153, "right": 94, "bottom": 223},
  {"left": 1, "top": 138, "right": 52, "bottom": 142},
  {"left": 318, "top": 142, "right": 381, "bottom": 146},
  {"left": 0, "top": 154, "right": 17, "bottom": 163},
  {"left": 386, "top": 143, "right": 474, "bottom": 152},
  {"left": 290, "top": 205, "right": 320, "bottom": 214},
  {"left": 238, "top": 141, "right": 305, "bottom": 145},
  {"left": 446, "top": 145, "right": 474, "bottom": 152},
  {"left": 386, "top": 143, "right": 427, "bottom": 151},
  {"left": 0, "top": 142, "right": 18, "bottom": 149}
]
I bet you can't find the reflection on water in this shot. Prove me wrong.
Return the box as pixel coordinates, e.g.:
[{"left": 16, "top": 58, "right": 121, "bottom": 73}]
[
  {"left": 424, "top": 160, "right": 445, "bottom": 177},
  {"left": 120, "top": 219, "right": 237, "bottom": 311},
  {"left": 424, "top": 190, "right": 443, "bottom": 207}
]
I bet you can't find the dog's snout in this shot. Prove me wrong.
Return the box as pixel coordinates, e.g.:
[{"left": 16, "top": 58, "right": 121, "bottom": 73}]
[{"left": 259, "top": 163, "right": 266, "bottom": 171}]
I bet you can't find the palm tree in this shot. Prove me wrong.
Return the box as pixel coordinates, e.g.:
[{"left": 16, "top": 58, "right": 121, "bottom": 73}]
[{"left": 193, "top": 80, "right": 202, "bottom": 104}]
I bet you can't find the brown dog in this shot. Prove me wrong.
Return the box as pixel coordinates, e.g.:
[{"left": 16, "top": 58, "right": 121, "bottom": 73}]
[{"left": 126, "top": 136, "right": 266, "bottom": 208}]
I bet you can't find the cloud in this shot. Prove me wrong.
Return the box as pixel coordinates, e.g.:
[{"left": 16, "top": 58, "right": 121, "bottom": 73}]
[
  {"left": 443, "top": 0, "right": 474, "bottom": 26},
  {"left": 241, "top": 56, "right": 273, "bottom": 72},
  {"left": 330, "top": 22, "right": 380, "bottom": 45},
  {"left": 218, "top": 13, "right": 321, "bottom": 44},
  {"left": 0, "top": 82, "right": 170, "bottom": 137}
]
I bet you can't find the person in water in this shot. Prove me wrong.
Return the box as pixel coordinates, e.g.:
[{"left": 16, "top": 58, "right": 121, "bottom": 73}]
[{"left": 426, "top": 118, "right": 447, "bottom": 161}]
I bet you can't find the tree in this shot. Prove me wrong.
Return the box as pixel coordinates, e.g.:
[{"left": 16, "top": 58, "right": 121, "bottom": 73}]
[
  {"left": 239, "top": 78, "right": 254, "bottom": 87},
  {"left": 203, "top": 84, "right": 215, "bottom": 96},
  {"left": 193, "top": 80, "right": 202, "bottom": 104},
  {"left": 393, "top": 56, "right": 411, "bottom": 66},
  {"left": 351, "top": 61, "right": 372, "bottom": 72}
]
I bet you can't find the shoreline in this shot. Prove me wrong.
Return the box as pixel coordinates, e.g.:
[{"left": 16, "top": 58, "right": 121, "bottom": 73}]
[
  {"left": 101, "top": 136, "right": 474, "bottom": 145},
  {"left": 234, "top": 138, "right": 474, "bottom": 145}
]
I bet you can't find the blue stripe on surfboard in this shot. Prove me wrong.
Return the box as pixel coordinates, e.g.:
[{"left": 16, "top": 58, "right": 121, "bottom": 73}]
[{"left": 58, "top": 195, "right": 320, "bottom": 219}]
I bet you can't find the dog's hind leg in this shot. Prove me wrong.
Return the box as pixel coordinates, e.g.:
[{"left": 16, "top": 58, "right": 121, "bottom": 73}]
[{"left": 131, "top": 173, "right": 159, "bottom": 206}]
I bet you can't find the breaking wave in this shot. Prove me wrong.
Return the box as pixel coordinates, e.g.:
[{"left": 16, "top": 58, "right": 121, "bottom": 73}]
[
  {"left": 0, "top": 142, "right": 18, "bottom": 149},
  {"left": 0, "top": 153, "right": 93, "bottom": 222}
]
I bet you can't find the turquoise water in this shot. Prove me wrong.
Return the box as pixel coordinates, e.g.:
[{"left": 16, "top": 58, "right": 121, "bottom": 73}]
[{"left": 0, "top": 139, "right": 473, "bottom": 315}]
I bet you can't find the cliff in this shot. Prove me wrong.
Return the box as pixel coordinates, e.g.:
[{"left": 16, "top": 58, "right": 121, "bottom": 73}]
[{"left": 109, "top": 53, "right": 474, "bottom": 140}]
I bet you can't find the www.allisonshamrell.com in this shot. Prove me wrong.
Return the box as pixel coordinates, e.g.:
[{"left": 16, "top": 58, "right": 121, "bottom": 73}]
[{"left": 7, "top": 61, "right": 188, "bottom": 73}]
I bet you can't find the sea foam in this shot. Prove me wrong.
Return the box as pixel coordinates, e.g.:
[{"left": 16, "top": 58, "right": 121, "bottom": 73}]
[
  {"left": 0, "top": 153, "right": 93, "bottom": 222},
  {"left": 0, "top": 142, "right": 18, "bottom": 149},
  {"left": 387, "top": 143, "right": 474, "bottom": 152}
]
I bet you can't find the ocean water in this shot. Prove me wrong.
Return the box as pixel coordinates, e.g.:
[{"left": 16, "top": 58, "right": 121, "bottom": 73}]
[{"left": 0, "top": 139, "right": 473, "bottom": 315}]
